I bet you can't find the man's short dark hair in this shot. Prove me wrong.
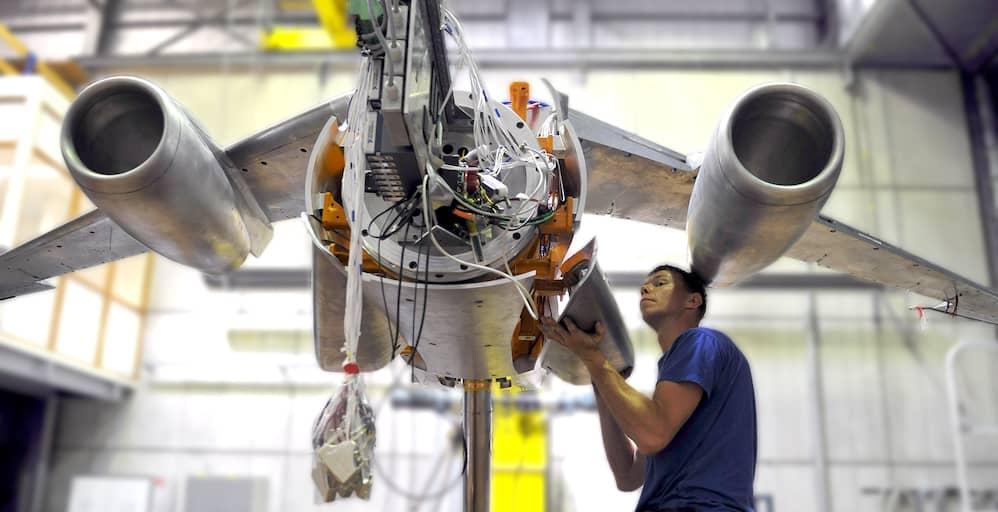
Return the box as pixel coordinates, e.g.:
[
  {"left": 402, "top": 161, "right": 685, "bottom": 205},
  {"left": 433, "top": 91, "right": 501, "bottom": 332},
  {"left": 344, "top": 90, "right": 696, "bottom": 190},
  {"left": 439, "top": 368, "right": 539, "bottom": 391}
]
[{"left": 649, "top": 265, "right": 708, "bottom": 320}]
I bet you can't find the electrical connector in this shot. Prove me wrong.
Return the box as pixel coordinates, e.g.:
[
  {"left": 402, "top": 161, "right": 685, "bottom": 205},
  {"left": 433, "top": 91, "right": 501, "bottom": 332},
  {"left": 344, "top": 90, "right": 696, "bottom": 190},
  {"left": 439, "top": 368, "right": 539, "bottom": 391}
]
[
  {"left": 480, "top": 173, "right": 509, "bottom": 198},
  {"left": 385, "top": 82, "right": 400, "bottom": 102}
]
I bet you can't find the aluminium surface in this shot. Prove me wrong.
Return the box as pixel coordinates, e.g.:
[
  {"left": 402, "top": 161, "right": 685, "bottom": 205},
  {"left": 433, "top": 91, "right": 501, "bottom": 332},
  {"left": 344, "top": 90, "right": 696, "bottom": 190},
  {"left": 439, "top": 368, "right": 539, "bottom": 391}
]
[
  {"left": 0, "top": 209, "right": 146, "bottom": 300},
  {"left": 541, "top": 258, "right": 634, "bottom": 385},
  {"left": 569, "top": 108, "right": 697, "bottom": 230},
  {"left": 312, "top": 246, "right": 396, "bottom": 372},
  {"left": 64, "top": 75, "right": 259, "bottom": 274},
  {"left": 787, "top": 216, "right": 998, "bottom": 324},
  {"left": 226, "top": 95, "right": 351, "bottom": 222},
  {"left": 686, "top": 82, "right": 844, "bottom": 286},
  {"left": 366, "top": 271, "right": 535, "bottom": 381}
]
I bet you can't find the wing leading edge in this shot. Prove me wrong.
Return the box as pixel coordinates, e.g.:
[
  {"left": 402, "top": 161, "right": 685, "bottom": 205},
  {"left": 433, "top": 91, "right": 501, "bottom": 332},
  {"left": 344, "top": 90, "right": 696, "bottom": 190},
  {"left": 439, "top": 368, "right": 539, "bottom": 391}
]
[{"left": 787, "top": 215, "right": 998, "bottom": 324}]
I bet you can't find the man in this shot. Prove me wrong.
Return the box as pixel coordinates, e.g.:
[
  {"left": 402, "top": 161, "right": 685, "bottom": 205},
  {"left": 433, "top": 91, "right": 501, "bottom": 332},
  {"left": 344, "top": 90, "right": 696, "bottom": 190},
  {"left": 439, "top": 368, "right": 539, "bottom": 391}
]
[{"left": 539, "top": 265, "right": 757, "bottom": 512}]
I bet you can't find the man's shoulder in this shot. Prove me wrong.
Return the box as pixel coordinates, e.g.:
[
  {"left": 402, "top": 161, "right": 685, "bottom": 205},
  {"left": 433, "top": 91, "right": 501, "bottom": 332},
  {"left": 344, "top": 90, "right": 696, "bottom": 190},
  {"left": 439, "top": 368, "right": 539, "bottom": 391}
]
[
  {"left": 681, "top": 327, "right": 745, "bottom": 360},
  {"left": 682, "top": 327, "right": 733, "bottom": 346}
]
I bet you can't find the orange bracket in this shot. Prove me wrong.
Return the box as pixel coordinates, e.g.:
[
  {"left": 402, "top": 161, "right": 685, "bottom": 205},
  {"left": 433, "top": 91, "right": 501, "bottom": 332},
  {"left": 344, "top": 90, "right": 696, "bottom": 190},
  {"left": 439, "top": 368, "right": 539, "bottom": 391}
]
[
  {"left": 539, "top": 197, "right": 574, "bottom": 236},
  {"left": 510, "top": 81, "right": 530, "bottom": 122},
  {"left": 321, "top": 192, "right": 350, "bottom": 231}
]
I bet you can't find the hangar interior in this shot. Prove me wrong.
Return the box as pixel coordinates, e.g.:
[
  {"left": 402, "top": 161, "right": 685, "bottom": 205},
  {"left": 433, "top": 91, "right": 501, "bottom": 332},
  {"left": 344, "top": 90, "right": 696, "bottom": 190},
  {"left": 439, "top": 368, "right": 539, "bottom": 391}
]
[{"left": 1, "top": 0, "right": 998, "bottom": 511}]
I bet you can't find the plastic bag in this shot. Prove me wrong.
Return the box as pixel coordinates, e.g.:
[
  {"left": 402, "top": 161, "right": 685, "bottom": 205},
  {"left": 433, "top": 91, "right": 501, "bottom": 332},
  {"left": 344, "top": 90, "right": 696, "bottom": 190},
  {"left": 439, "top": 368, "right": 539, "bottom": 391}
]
[{"left": 311, "top": 371, "right": 377, "bottom": 502}]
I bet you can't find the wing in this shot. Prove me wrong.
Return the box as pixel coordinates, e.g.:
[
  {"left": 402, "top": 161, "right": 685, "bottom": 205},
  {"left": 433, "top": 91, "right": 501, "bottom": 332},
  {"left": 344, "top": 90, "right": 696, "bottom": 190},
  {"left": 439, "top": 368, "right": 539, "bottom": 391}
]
[
  {"left": 568, "top": 109, "right": 698, "bottom": 230},
  {"left": 0, "top": 210, "right": 145, "bottom": 299},
  {"left": 786, "top": 215, "right": 998, "bottom": 324},
  {"left": 571, "top": 111, "right": 998, "bottom": 324},
  {"left": 0, "top": 95, "right": 351, "bottom": 300},
  {"left": 225, "top": 96, "right": 350, "bottom": 222}
]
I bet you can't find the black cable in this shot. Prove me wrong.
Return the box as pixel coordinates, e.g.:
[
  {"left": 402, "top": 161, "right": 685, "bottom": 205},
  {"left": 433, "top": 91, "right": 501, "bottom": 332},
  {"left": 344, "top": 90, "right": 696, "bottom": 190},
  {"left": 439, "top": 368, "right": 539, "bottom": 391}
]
[
  {"left": 409, "top": 239, "right": 431, "bottom": 383},
  {"left": 410, "top": 238, "right": 422, "bottom": 362},
  {"left": 367, "top": 198, "right": 407, "bottom": 238},
  {"left": 392, "top": 223, "right": 410, "bottom": 354},
  {"left": 377, "top": 235, "right": 400, "bottom": 356},
  {"left": 371, "top": 197, "right": 418, "bottom": 241},
  {"left": 370, "top": 199, "right": 409, "bottom": 356}
]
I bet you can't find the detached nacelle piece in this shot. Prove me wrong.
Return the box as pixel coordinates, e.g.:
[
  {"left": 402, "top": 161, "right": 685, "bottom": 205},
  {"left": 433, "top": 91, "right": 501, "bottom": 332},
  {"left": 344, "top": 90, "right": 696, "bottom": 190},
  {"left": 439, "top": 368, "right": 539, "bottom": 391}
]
[{"left": 62, "top": 76, "right": 273, "bottom": 274}]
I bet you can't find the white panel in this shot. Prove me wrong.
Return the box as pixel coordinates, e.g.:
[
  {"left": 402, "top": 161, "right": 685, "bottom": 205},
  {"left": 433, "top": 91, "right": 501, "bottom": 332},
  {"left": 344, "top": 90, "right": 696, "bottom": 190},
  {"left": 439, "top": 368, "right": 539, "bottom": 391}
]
[
  {"left": 550, "top": 412, "right": 639, "bottom": 511},
  {"left": 35, "top": 105, "right": 66, "bottom": 169},
  {"left": 821, "top": 328, "right": 890, "bottom": 461},
  {"left": 872, "top": 71, "right": 975, "bottom": 188},
  {"left": 104, "top": 389, "right": 185, "bottom": 450},
  {"left": 13, "top": 160, "right": 73, "bottom": 245},
  {"left": 55, "top": 281, "right": 103, "bottom": 363},
  {"left": 755, "top": 464, "right": 817, "bottom": 511},
  {"left": 897, "top": 190, "right": 988, "bottom": 285},
  {"left": 735, "top": 328, "right": 815, "bottom": 461},
  {"left": 0, "top": 98, "right": 27, "bottom": 142},
  {"left": 101, "top": 303, "right": 141, "bottom": 375},
  {"left": 179, "top": 390, "right": 290, "bottom": 451},
  {"left": 0, "top": 286, "right": 54, "bottom": 344},
  {"left": 68, "top": 476, "right": 152, "bottom": 512}
]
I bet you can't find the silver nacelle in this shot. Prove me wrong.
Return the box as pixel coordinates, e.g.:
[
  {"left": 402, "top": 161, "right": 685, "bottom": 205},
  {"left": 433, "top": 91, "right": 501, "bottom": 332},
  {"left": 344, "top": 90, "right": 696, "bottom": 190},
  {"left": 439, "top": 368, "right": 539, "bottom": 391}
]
[
  {"left": 688, "top": 83, "right": 845, "bottom": 286},
  {"left": 61, "top": 76, "right": 260, "bottom": 274}
]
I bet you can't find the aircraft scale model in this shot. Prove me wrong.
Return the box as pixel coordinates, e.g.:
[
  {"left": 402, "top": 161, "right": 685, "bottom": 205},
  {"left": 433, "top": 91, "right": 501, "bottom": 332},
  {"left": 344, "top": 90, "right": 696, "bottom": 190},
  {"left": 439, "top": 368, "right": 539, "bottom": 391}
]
[{"left": 2, "top": 1, "right": 996, "bottom": 510}]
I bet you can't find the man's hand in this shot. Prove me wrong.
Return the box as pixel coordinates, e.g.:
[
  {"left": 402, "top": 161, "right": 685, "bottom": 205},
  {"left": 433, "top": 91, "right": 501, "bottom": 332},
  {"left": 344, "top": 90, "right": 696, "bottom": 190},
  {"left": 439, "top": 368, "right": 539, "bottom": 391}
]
[{"left": 539, "top": 317, "right": 607, "bottom": 368}]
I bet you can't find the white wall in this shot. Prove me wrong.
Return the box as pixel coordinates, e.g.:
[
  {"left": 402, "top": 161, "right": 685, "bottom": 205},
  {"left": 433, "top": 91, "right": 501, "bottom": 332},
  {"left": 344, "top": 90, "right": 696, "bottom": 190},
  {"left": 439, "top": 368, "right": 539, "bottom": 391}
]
[{"left": 45, "top": 65, "right": 998, "bottom": 512}]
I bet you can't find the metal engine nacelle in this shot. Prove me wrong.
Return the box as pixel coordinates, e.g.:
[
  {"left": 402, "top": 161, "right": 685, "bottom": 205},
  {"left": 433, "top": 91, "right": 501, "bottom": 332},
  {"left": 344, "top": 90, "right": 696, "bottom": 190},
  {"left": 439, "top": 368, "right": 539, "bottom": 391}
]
[
  {"left": 687, "top": 83, "right": 845, "bottom": 286},
  {"left": 61, "top": 76, "right": 270, "bottom": 274}
]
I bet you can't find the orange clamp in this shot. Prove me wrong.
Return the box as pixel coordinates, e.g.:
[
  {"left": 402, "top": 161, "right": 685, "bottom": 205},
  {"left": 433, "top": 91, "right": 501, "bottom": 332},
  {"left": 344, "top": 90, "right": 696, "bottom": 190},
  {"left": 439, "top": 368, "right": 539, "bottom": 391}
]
[{"left": 510, "top": 81, "right": 530, "bottom": 123}]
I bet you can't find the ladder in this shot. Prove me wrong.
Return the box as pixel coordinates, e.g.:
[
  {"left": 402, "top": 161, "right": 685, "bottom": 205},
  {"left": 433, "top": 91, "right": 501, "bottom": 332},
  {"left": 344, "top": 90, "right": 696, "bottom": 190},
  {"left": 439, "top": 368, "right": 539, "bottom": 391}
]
[{"left": 945, "top": 340, "right": 998, "bottom": 512}]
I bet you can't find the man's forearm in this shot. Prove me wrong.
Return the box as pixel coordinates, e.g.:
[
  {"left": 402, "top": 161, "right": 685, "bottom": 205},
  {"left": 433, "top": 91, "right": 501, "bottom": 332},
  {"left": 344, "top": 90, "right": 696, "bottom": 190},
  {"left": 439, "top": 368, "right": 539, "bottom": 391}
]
[
  {"left": 587, "top": 357, "right": 669, "bottom": 454},
  {"left": 595, "top": 389, "right": 645, "bottom": 490}
]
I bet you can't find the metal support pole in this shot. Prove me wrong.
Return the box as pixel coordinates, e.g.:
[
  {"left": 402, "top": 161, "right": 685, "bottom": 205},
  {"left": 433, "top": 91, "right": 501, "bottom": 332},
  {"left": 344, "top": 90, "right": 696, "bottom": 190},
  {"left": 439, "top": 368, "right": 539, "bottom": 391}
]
[
  {"left": 463, "top": 381, "right": 492, "bottom": 512},
  {"left": 24, "top": 393, "right": 58, "bottom": 512},
  {"left": 806, "top": 292, "right": 832, "bottom": 512}
]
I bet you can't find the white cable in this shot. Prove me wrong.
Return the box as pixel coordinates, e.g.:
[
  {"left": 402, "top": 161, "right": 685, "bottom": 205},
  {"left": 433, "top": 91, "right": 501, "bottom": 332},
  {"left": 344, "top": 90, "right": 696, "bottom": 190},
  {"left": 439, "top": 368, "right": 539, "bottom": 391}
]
[
  {"left": 421, "top": 174, "right": 539, "bottom": 320},
  {"left": 366, "top": 0, "right": 395, "bottom": 86},
  {"left": 342, "top": 58, "right": 374, "bottom": 363}
]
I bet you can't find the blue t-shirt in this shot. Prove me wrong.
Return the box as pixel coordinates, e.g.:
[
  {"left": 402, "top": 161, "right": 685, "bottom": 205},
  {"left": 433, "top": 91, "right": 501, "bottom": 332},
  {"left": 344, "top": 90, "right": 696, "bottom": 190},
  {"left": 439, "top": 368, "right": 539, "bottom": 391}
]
[{"left": 634, "top": 327, "right": 757, "bottom": 512}]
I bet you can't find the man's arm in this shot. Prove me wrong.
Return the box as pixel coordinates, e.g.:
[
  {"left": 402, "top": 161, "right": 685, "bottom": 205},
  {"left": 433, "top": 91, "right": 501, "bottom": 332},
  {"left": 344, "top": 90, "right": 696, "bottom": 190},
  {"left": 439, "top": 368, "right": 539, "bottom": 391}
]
[
  {"left": 540, "top": 318, "right": 703, "bottom": 455},
  {"left": 594, "top": 387, "right": 647, "bottom": 491},
  {"left": 589, "top": 358, "right": 702, "bottom": 455}
]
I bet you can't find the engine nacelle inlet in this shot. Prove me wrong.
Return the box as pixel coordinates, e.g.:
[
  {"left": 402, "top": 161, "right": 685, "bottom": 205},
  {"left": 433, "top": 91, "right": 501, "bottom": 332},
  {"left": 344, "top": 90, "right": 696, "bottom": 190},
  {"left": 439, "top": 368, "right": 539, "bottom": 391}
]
[
  {"left": 687, "top": 83, "right": 845, "bottom": 286},
  {"left": 62, "top": 76, "right": 260, "bottom": 274}
]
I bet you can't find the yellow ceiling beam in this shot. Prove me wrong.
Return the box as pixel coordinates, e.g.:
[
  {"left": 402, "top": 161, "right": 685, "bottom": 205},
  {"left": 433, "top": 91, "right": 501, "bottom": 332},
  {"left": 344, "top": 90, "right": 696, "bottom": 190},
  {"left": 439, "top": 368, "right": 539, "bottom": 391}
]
[
  {"left": 0, "top": 24, "right": 78, "bottom": 98},
  {"left": 261, "top": 0, "right": 356, "bottom": 51},
  {"left": 0, "top": 59, "right": 17, "bottom": 76},
  {"left": 0, "top": 24, "right": 28, "bottom": 56},
  {"left": 313, "top": 0, "right": 357, "bottom": 48}
]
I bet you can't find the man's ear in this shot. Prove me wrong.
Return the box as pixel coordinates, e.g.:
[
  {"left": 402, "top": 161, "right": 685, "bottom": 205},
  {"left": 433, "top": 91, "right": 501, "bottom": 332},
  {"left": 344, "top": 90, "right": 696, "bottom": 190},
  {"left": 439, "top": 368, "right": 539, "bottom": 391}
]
[{"left": 685, "top": 292, "right": 704, "bottom": 311}]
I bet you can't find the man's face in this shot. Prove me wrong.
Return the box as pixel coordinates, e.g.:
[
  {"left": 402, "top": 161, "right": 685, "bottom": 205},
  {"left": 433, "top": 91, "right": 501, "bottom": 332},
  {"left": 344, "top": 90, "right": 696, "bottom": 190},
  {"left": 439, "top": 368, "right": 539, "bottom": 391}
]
[{"left": 639, "top": 270, "right": 689, "bottom": 324}]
